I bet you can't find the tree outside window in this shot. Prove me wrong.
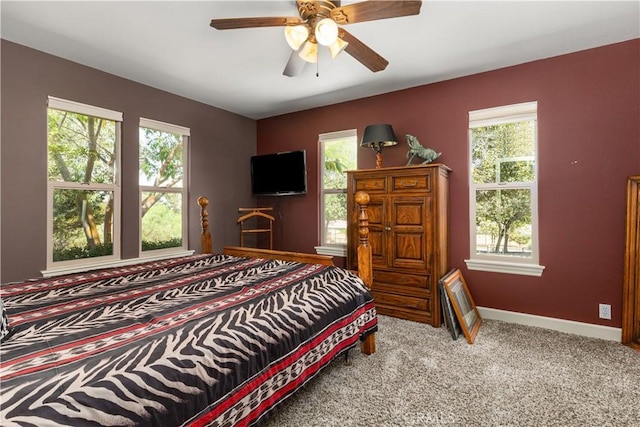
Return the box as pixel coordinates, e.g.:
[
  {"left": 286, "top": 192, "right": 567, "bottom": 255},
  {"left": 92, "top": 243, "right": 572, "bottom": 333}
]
[
  {"left": 472, "top": 121, "right": 535, "bottom": 257},
  {"left": 139, "top": 119, "right": 189, "bottom": 253},
  {"left": 319, "top": 130, "right": 357, "bottom": 251},
  {"left": 467, "top": 102, "right": 543, "bottom": 276},
  {"left": 47, "top": 102, "right": 120, "bottom": 265}
]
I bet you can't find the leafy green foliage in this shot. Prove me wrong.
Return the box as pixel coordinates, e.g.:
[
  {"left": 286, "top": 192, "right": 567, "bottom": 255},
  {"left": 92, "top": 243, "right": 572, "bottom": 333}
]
[
  {"left": 47, "top": 109, "right": 188, "bottom": 262},
  {"left": 142, "top": 238, "right": 182, "bottom": 251},
  {"left": 322, "top": 138, "right": 357, "bottom": 245},
  {"left": 139, "top": 128, "right": 183, "bottom": 186},
  {"left": 141, "top": 193, "right": 182, "bottom": 250},
  {"left": 472, "top": 121, "right": 534, "bottom": 184},
  {"left": 53, "top": 243, "right": 113, "bottom": 262},
  {"left": 52, "top": 238, "right": 182, "bottom": 261},
  {"left": 471, "top": 121, "right": 535, "bottom": 255},
  {"left": 48, "top": 110, "right": 116, "bottom": 183},
  {"left": 48, "top": 109, "right": 117, "bottom": 260},
  {"left": 52, "top": 189, "right": 111, "bottom": 251},
  {"left": 476, "top": 189, "right": 532, "bottom": 254},
  {"left": 139, "top": 128, "right": 184, "bottom": 220}
]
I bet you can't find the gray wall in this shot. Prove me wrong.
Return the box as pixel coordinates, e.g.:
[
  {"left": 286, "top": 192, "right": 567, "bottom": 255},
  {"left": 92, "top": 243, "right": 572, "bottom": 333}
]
[{"left": 1, "top": 40, "right": 256, "bottom": 282}]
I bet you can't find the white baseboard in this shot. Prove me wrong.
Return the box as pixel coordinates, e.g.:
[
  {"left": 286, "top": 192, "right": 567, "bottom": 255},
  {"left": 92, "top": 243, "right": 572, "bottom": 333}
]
[{"left": 477, "top": 306, "right": 622, "bottom": 342}]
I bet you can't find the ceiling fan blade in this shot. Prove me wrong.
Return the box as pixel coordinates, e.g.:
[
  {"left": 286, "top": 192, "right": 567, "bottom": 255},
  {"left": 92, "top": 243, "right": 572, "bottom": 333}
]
[
  {"left": 283, "top": 51, "right": 307, "bottom": 77},
  {"left": 210, "top": 16, "right": 302, "bottom": 30},
  {"left": 331, "top": 1, "right": 422, "bottom": 25},
  {"left": 340, "top": 29, "right": 389, "bottom": 72}
]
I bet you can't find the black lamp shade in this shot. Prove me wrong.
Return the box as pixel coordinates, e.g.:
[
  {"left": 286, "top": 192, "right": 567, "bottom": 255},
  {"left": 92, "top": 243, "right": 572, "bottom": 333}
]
[{"left": 361, "top": 124, "right": 398, "bottom": 150}]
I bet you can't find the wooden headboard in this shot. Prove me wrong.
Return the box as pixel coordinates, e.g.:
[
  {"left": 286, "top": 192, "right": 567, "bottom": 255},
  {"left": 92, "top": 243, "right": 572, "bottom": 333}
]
[{"left": 196, "top": 193, "right": 373, "bottom": 287}]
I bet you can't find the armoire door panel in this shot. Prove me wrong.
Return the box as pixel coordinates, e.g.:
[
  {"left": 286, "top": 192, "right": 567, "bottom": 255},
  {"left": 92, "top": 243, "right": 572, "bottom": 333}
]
[
  {"left": 366, "top": 199, "right": 385, "bottom": 226},
  {"left": 394, "top": 204, "right": 424, "bottom": 226},
  {"left": 368, "top": 229, "right": 386, "bottom": 267},
  {"left": 393, "top": 232, "right": 427, "bottom": 269},
  {"left": 365, "top": 196, "right": 387, "bottom": 267}
]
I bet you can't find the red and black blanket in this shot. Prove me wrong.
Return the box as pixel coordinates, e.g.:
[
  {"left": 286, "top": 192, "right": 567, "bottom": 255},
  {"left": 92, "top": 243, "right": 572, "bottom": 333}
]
[{"left": 0, "top": 254, "right": 377, "bottom": 426}]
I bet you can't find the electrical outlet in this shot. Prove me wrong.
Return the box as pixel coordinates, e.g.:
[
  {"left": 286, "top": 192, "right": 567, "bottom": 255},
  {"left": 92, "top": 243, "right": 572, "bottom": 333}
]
[{"left": 599, "top": 303, "right": 611, "bottom": 320}]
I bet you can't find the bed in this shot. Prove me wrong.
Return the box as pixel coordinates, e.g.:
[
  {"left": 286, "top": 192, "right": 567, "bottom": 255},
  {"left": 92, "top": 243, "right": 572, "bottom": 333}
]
[{"left": 0, "top": 192, "right": 376, "bottom": 426}]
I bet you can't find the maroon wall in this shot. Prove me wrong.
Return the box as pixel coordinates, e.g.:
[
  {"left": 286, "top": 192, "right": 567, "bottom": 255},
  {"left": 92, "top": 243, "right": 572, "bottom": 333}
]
[
  {"left": 257, "top": 39, "right": 640, "bottom": 327},
  {"left": 1, "top": 40, "right": 256, "bottom": 282}
]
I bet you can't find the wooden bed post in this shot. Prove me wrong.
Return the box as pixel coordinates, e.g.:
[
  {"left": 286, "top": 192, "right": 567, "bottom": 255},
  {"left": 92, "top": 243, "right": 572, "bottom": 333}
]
[
  {"left": 355, "top": 191, "right": 373, "bottom": 289},
  {"left": 198, "top": 196, "right": 213, "bottom": 254},
  {"left": 355, "top": 191, "right": 376, "bottom": 355}
]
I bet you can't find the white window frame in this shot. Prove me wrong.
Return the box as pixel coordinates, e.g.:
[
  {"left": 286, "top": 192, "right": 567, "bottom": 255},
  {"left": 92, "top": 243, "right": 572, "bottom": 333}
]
[
  {"left": 138, "top": 117, "right": 190, "bottom": 257},
  {"left": 44, "top": 96, "right": 122, "bottom": 274},
  {"left": 315, "top": 129, "right": 357, "bottom": 257},
  {"left": 465, "top": 101, "right": 545, "bottom": 277}
]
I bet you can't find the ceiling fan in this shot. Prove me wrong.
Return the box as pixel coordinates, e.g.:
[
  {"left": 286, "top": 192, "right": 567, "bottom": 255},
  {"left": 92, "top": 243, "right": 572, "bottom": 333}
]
[{"left": 210, "top": 0, "right": 422, "bottom": 77}]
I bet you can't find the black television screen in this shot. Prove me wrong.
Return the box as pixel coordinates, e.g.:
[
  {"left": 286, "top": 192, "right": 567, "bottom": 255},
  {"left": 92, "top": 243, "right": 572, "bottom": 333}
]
[{"left": 251, "top": 150, "right": 307, "bottom": 196}]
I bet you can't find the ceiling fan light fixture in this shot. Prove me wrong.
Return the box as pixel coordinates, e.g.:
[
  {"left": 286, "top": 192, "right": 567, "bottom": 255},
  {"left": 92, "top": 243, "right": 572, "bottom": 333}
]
[
  {"left": 298, "top": 40, "right": 318, "bottom": 63},
  {"left": 315, "top": 18, "right": 339, "bottom": 46},
  {"left": 329, "top": 37, "right": 348, "bottom": 59},
  {"left": 284, "top": 25, "right": 309, "bottom": 50}
]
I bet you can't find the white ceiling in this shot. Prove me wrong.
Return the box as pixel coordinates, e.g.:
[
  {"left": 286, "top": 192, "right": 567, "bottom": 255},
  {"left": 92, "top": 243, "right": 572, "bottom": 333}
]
[{"left": 1, "top": 1, "right": 638, "bottom": 120}]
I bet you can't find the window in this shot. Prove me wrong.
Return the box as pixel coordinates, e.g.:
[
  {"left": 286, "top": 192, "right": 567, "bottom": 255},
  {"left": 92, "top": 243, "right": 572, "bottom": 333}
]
[
  {"left": 466, "top": 101, "right": 544, "bottom": 276},
  {"left": 316, "top": 129, "right": 357, "bottom": 257},
  {"left": 46, "top": 97, "right": 122, "bottom": 270},
  {"left": 139, "top": 118, "right": 189, "bottom": 254}
]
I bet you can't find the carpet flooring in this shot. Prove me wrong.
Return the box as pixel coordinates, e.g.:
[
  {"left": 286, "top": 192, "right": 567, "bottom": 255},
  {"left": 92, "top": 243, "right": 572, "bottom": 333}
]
[{"left": 262, "top": 315, "right": 640, "bottom": 426}]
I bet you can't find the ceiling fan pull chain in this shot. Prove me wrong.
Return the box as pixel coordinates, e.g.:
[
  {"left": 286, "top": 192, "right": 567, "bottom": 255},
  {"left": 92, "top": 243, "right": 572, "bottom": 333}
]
[{"left": 316, "top": 54, "right": 319, "bottom": 77}]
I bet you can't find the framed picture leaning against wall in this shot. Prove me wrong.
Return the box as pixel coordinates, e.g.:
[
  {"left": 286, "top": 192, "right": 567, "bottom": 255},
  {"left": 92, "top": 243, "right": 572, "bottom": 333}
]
[{"left": 441, "top": 269, "right": 482, "bottom": 344}]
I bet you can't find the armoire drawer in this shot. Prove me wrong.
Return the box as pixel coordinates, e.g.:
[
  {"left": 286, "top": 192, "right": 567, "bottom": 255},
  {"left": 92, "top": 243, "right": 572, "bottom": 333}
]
[
  {"left": 390, "top": 174, "right": 431, "bottom": 192},
  {"left": 373, "top": 270, "right": 429, "bottom": 289},
  {"left": 371, "top": 290, "right": 429, "bottom": 312},
  {"left": 355, "top": 177, "right": 387, "bottom": 192}
]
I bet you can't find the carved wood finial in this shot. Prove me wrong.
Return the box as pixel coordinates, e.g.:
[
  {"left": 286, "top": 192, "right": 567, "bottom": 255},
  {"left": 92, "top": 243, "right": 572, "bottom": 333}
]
[
  {"left": 355, "top": 191, "right": 370, "bottom": 247},
  {"left": 354, "top": 191, "right": 372, "bottom": 290},
  {"left": 198, "top": 196, "right": 213, "bottom": 254}
]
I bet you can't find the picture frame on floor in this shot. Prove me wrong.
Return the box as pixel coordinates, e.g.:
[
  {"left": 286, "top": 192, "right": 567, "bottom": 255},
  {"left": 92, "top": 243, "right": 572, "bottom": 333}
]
[
  {"left": 439, "top": 275, "right": 461, "bottom": 340},
  {"left": 441, "top": 269, "right": 482, "bottom": 344}
]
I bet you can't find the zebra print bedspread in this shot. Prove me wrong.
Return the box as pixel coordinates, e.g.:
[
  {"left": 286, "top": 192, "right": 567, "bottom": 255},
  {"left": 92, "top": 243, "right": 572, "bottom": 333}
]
[{"left": 0, "top": 254, "right": 377, "bottom": 426}]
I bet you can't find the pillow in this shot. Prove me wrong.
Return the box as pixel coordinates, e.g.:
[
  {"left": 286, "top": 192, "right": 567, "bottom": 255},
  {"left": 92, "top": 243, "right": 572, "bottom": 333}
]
[{"left": 0, "top": 298, "right": 11, "bottom": 343}]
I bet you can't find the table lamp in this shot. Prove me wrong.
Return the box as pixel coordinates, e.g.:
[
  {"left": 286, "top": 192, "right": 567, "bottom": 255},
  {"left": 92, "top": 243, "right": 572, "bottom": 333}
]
[{"left": 361, "top": 124, "right": 398, "bottom": 168}]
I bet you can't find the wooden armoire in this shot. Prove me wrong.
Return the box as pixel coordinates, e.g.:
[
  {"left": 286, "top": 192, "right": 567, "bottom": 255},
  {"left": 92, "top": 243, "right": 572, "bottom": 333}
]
[{"left": 346, "top": 164, "right": 450, "bottom": 326}]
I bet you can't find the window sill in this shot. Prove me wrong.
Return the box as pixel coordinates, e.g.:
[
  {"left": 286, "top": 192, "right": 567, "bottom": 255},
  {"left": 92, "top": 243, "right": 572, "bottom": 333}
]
[
  {"left": 42, "top": 249, "right": 195, "bottom": 277},
  {"left": 314, "top": 245, "right": 347, "bottom": 257},
  {"left": 464, "top": 259, "right": 545, "bottom": 277}
]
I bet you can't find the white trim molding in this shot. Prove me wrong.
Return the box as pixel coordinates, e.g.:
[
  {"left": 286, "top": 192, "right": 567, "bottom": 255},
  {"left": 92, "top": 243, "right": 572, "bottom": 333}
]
[
  {"left": 465, "top": 259, "right": 545, "bottom": 276},
  {"left": 478, "top": 306, "right": 622, "bottom": 342},
  {"left": 42, "top": 250, "right": 194, "bottom": 277},
  {"left": 48, "top": 96, "right": 123, "bottom": 121},
  {"left": 314, "top": 245, "right": 346, "bottom": 257},
  {"left": 469, "top": 101, "right": 537, "bottom": 128},
  {"left": 319, "top": 129, "right": 357, "bottom": 141},
  {"left": 140, "top": 117, "right": 190, "bottom": 136}
]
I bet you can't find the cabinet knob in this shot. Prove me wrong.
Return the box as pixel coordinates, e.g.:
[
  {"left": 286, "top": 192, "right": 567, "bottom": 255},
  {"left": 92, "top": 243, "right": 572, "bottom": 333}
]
[{"left": 385, "top": 226, "right": 391, "bottom": 231}]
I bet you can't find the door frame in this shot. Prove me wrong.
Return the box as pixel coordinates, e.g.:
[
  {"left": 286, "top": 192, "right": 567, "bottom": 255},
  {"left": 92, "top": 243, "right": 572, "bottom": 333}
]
[{"left": 623, "top": 176, "right": 640, "bottom": 350}]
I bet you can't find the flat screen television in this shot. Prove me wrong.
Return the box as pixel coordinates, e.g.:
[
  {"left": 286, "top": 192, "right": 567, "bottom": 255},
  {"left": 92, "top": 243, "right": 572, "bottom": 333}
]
[{"left": 251, "top": 150, "right": 307, "bottom": 196}]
